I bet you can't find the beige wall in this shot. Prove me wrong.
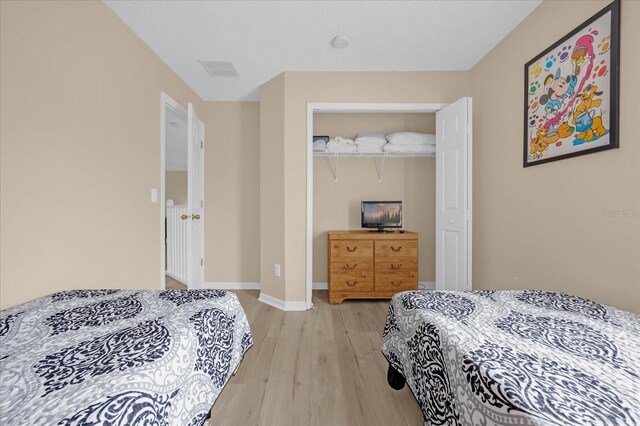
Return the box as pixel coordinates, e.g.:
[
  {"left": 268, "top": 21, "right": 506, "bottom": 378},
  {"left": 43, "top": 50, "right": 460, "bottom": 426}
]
[
  {"left": 259, "top": 74, "right": 286, "bottom": 300},
  {"left": 470, "top": 0, "right": 640, "bottom": 313},
  {"left": 258, "top": 72, "right": 470, "bottom": 302},
  {"left": 313, "top": 114, "right": 436, "bottom": 283},
  {"left": 0, "top": 1, "right": 202, "bottom": 308},
  {"left": 165, "top": 171, "right": 187, "bottom": 205},
  {"left": 200, "top": 102, "right": 260, "bottom": 283},
  {"left": 4, "top": 0, "right": 636, "bottom": 313}
]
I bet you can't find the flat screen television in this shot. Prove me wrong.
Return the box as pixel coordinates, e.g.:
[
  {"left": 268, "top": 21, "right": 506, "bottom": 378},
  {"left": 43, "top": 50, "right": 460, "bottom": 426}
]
[{"left": 361, "top": 201, "right": 402, "bottom": 231}]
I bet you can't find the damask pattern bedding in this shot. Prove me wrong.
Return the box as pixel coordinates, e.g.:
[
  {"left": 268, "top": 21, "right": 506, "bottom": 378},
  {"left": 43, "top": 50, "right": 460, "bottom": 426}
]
[
  {"left": 0, "top": 289, "right": 252, "bottom": 426},
  {"left": 382, "top": 290, "right": 640, "bottom": 426}
]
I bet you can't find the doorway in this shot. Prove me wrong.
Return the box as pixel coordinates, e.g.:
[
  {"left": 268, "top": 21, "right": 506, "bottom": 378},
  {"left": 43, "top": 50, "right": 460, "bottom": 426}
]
[
  {"left": 160, "top": 92, "right": 205, "bottom": 290},
  {"left": 305, "top": 100, "right": 472, "bottom": 309}
]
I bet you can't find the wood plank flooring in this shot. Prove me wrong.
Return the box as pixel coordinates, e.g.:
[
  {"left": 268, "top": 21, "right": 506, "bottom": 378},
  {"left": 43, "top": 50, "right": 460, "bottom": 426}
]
[
  {"left": 209, "top": 290, "right": 423, "bottom": 426},
  {"left": 165, "top": 275, "right": 187, "bottom": 290}
]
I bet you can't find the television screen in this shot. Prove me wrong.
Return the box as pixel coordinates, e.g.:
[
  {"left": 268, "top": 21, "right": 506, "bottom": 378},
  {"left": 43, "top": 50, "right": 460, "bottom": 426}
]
[{"left": 361, "top": 201, "right": 402, "bottom": 229}]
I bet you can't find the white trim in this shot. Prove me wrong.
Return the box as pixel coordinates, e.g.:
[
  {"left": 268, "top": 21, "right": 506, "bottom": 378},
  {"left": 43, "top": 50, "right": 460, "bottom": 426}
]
[
  {"left": 258, "top": 292, "right": 307, "bottom": 312},
  {"left": 306, "top": 105, "right": 314, "bottom": 310},
  {"left": 200, "top": 282, "right": 261, "bottom": 290},
  {"left": 418, "top": 281, "right": 436, "bottom": 290},
  {"left": 310, "top": 103, "right": 448, "bottom": 114},
  {"left": 305, "top": 102, "right": 450, "bottom": 312},
  {"left": 312, "top": 282, "right": 328, "bottom": 290},
  {"left": 466, "top": 98, "right": 473, "bottom": 290}
]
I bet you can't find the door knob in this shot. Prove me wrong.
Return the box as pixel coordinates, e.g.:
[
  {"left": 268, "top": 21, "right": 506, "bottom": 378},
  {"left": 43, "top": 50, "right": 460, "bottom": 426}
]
[
  {"left": 192, "top": 214, "right": 201, "bottom": 220},
  {"left": 180, "top": 214, "right": 189, "bottom": 220}
]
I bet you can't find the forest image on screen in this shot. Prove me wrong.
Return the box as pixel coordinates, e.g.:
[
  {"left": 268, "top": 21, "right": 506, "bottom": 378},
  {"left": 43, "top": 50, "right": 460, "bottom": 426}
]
[{"left": 363, "top": 202, "right": 402, "bottom": 227}]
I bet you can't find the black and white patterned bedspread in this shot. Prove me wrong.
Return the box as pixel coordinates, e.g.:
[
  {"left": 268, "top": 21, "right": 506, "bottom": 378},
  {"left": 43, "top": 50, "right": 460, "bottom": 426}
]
[
  {"left": 0, "top": 289, "right": 252, "bottom": 426},
  {"left": 382, "top": 290, "right": 640, "bottom": 426}
]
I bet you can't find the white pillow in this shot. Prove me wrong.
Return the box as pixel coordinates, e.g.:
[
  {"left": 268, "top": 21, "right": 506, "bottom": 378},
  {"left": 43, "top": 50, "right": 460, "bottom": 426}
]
[
  {"left": 386, "top": 132, "right": 436, "bottom": 146},
  {"left": 356, "top": 132, "right": 386, "bottom": 139}
]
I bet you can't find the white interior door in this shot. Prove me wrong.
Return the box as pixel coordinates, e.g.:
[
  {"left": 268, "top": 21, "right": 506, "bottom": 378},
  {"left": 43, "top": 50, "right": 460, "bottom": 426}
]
[
  {"left": 187, "top": 103, "right": 205, "bottom": 289},
  {"left": 436, "top": 97, "right": 472, "bottom": 291}
]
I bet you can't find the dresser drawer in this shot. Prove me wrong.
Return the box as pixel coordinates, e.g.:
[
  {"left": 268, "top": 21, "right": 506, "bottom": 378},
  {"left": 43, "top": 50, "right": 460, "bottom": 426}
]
[
  {"left": 330, "top": 261, "right": 373, "bottom": 275},
  {"left": 375, "top": 240, "right": 417, "bottom": 259},
  {"left": 375, "top": 275, "right": 417, "bottom": 292},
  {"left": 330, "top": 272, "right": 374, "bottom": 292},
  {"left": 330, "top": 240, "right": 373, "bottom": 259},
  {"left": 375, "top": 260, "right": 418, "bottom": 276}
]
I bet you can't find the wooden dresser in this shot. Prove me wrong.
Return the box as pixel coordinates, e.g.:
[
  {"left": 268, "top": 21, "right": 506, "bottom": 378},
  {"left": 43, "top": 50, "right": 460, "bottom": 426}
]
[{"left": 327, "top": 230, "right": 418, "bottom": 304}]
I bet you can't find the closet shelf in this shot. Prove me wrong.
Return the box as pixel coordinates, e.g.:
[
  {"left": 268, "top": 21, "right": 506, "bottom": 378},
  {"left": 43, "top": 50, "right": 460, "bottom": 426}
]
[
  {"left": 314, "top": 150, "right": 434, "bottom": 183},
  {"left": 313, "top": 151, "right": 434, "bottom": 158}
]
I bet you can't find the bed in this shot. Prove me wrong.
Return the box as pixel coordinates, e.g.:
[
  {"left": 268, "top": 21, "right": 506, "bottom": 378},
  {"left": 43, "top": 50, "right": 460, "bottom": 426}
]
[
  {"left": 0, "top": 289, "right": 252, "bottom": 425},
  {"left": 382, "top": 290, "right": 640, "bottom": 425}
]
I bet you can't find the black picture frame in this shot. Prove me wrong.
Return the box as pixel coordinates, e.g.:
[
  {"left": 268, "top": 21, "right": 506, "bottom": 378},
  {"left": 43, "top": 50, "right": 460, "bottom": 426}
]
[{"left": 523, "top": 0, "right": 620, "bottom": 167}]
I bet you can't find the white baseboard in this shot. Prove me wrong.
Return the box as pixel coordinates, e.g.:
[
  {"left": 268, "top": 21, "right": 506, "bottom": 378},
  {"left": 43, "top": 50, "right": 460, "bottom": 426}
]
[
  {"left": 419, "top": 281, "right": 436, "bottom": 290},
  {"left": 258, "top": 292, "right": 307, "bottom": 311},
  {"left": 200, "top": 282, "right": 261, "bottom": 290},
  {"left": 312, "top": 282, "right": 328, "bottom": 290}
]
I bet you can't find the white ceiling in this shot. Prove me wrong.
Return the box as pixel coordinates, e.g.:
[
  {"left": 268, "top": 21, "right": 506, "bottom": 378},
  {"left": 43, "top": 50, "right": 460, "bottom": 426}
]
[
  {"left": 165, "top": 107, "right": 187, "bottom": 171},
  {"left": 105, "top": 0, "right": 541, "bottom": 101}
]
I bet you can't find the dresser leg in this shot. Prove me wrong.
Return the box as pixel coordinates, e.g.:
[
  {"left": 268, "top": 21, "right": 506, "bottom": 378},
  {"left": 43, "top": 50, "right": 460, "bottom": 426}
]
[{"left": 329, "top": 293, "right": 345, "bottom": 304}]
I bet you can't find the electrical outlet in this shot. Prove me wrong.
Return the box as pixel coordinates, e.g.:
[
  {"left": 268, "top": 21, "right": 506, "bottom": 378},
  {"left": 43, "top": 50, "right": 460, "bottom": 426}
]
[{"left": 274, "top": 264, "right": 281, "bottom": 277}]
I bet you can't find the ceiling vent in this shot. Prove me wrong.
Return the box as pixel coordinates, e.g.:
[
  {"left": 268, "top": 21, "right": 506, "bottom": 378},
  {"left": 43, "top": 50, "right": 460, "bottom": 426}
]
[{"left": 199, "top": 60, "right": 239, "bottom": 77}]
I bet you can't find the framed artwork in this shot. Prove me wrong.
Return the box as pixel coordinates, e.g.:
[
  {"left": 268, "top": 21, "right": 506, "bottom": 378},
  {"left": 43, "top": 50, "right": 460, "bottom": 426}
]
[{"left": 524, "top": 0, "right": 620, "bottom": 167}]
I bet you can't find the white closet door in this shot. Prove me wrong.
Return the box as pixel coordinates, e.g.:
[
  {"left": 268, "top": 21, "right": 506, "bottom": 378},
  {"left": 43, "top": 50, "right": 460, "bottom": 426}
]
[
  {"left": 187, "top": 103, "right": 205, "bottom": 289},
  {"left": 435, "top": 97, "right": 472, "bottom": 291}
]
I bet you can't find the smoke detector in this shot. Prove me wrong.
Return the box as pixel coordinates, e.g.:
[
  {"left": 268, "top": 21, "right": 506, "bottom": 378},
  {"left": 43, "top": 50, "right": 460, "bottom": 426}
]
[
  {"left": 331, "top": 36, "right": 349, "bottom": 49},
  {"left": 199, "top": 60, "right": 239, "bottom": 77}
]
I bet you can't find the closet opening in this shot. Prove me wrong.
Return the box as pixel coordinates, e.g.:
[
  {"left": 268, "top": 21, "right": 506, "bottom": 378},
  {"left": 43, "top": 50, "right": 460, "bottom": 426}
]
[{"left": 305, "top": 101, "right": 472, "bottom": 309}]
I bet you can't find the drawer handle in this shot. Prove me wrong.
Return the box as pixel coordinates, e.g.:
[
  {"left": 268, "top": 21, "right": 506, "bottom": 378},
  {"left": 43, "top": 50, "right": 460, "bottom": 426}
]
[
  {"left": 391, "top": 264, "right": 402, "bottom": 270},
  {"left": 346, "top": 246, "right": 358, "bottom": 252},
  {"left": 390, "top": 246, "right": 402, "bottom": 252},
  {"left": 344, "top": 264, "right": 357, "bottom": 270},
  {"left": 346, "top": 280, "right": 357, "bottom": 287},
  {"left": 391, "top": 281, "right": 401, "bottom": 287}
]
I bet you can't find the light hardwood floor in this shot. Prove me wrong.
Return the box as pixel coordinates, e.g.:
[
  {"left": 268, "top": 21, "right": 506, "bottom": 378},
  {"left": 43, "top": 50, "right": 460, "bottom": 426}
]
[
  {"left": 165, "top": 275, "right": 187, "bottom": 290},
  {"left": 210, "top": 290, "right": 423, "bottom": 426}
]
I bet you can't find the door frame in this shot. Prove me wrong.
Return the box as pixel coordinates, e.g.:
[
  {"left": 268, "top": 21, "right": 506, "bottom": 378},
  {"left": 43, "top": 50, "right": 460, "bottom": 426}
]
[
  {"left": 160, "top": 92, "right": 188, "bottom": 290},
  {"left": 305, "top": 102, "right": 452, "bottom": 309}
]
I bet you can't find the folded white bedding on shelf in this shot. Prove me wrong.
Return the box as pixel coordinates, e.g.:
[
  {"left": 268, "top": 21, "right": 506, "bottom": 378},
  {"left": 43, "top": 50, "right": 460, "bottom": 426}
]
[
  {"left": 383, "top": 144, "right": 436, "bottom": 154},
  {"left": 356, "top": 145, "right": 384, "bottom": 153},
  {"left": 318, "top": 133, "right": 437, "bottom": 155},
  {"left": 313, "top": 140, "right": 327, "bottom": 152},
  {"left": 327, "top": 137, "right": 357, "bottom": 153},
  {"left": 354, "top": 132, "right": 387, "bottom": 146},
  {"left": 387, "top": 132, "right": 436, "bottom": 146}
]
